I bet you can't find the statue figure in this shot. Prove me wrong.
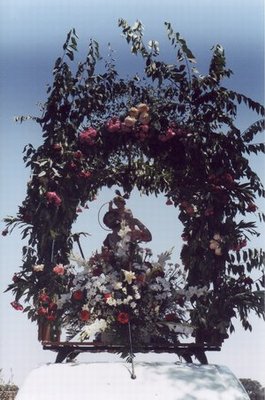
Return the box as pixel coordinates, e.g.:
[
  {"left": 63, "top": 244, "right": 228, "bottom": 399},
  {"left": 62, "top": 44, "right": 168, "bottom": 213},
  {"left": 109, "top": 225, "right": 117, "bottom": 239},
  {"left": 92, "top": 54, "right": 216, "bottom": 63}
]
[{"left": 102, "top": 196, "right": 152, "bottom": 250}]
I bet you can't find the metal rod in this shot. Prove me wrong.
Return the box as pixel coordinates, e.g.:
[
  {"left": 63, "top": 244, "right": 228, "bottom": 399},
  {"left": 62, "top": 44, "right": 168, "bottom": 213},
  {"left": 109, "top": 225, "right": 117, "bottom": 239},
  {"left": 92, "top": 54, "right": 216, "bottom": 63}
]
[{"left": 128, "top": 321, "right": 136, "bottom": 379}]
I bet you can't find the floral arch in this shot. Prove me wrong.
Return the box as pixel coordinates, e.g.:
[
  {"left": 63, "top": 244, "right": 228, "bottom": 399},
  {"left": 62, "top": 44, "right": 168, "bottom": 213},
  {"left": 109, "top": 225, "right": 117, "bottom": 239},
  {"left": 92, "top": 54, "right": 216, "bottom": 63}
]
[{"left": 4, "top": 20, "right": 264, "bottom": 355}]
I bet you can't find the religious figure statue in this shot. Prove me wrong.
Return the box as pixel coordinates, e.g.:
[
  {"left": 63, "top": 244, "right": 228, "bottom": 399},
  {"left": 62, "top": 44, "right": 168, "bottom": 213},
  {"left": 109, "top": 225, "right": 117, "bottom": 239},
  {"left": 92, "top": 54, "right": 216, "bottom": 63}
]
[{"left": 102, "top": 195, "right": 152, "bottom": 251}]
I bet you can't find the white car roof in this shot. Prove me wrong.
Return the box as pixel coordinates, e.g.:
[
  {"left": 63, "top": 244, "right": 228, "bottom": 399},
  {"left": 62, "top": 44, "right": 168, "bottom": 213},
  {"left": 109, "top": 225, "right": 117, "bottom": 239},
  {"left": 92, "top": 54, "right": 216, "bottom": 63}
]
[{"left": 16, "top": 361, "right": 249, "bottom": 400}]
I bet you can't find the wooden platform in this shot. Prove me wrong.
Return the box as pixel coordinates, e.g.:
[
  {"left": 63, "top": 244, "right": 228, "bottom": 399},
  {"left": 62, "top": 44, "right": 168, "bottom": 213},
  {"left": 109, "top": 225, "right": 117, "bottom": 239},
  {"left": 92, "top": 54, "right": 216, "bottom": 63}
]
[{"left": 42, "top": 341, "right": 221, "bottom": 364}]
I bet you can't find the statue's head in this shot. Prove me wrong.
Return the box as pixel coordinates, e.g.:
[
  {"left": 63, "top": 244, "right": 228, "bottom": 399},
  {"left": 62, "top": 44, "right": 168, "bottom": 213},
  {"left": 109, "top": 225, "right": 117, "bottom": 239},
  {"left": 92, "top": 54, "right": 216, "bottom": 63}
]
[
  {"left": 113, "top": 195, "right": 126, "bottom": 208},
  {"left": 103, "top": 210, "right": 121, "bottom": 229}
]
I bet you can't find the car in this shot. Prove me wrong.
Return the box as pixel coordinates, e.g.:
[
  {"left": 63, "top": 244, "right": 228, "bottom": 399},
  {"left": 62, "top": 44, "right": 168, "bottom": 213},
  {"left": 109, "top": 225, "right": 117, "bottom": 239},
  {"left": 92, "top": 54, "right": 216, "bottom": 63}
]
[{"left": 16, "top": 361, "right": 250, "bottom": 399}]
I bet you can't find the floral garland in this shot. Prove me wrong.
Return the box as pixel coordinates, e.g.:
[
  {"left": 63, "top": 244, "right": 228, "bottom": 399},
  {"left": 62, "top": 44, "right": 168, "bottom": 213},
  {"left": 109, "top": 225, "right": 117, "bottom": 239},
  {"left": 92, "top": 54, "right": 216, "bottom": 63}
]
[{"left": 3, "top": 20, "right": 265, "bottom": 347}]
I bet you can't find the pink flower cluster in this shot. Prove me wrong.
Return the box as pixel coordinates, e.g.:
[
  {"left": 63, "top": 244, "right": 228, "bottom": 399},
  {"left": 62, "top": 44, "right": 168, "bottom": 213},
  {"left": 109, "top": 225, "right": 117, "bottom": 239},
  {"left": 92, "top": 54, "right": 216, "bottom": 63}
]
[
  {"left": 158, "top": 127, "right": 187, "bottom": 142},
  {"left": 46, "top": 191, "right": 62, "bottom": 206},
  {"left": 79, "top": 127, "right": 98, "bottom": 145},
  {"left": 208, "top": 173, "right": 235, "bottom": 188},
  {"left": 53, "top": 264, "right": 65, "bottom": 275},
  {"left": 106, "top": 117, "right": 121, "bottom": 133},
  {"left": 106, "top": 104, "right": 151, "bottom": 141}
]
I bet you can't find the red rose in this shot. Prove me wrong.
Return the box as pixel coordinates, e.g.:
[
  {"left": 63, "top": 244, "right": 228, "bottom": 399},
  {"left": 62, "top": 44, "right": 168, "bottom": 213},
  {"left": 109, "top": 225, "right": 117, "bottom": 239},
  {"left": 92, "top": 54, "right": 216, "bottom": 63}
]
[
  {"left": 165, "top": 313, "right": 178, "bottom": 322},
  {"left": 49, "top": 303, "right": 58, "bottom": 312},
  {"left": 104, "top": 293, "right": 112, "bottom": 301},
  {"left": 181, "top": 234, "right": 189, "bottom": 242},
  {"left": 80, "top": 310, "right": 90, "bottom": 321},
  {"left": 73, "top": 150, "right": 84, "bottom": 159},
  {"left": 117, "top": 312, "right": 129, "bottom": 324},
  {"left": 11, "top": 301, "right": 23, "bottom": 311},
  {"left": 244, "top": 277, "right": 253, "bottom": 285},
  {"left": 52, "top": 143, "right": 62, "bottom": 151},
  {"left": 246, "top": 203, "right": 257, "bottom": 212},
  {"left": 12, "top": 274, "right": 19, "bottom": 283},
  {"left": 222, "top": 173, "right": 234, "bottom": 186},
  {"left": 72, "top": 290, "right": 84, "bottom": 301},
  {"left": 186, "top": 205, "right": 195, "bottom": 216},
  {"left": 38, "top": 293, "right": 50, "bottom": 304},
  {"left": 79, "top": 170, "right": 92, "bottom": 179},
  {"left": 37, "top": 306, "right": 48, "bottom": 316}
]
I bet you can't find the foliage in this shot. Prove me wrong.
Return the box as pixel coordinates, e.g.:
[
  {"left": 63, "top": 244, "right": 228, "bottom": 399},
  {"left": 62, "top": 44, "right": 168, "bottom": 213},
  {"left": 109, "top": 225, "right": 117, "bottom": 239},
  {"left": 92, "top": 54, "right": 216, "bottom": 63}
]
[
  {"left": 3, "top": 19, "right": 265, "bottom": 345},
  {"left": 0, "top": 370, "right": 18, "bottom": 400},
  {"left": 240, "top": 379, "right": 265, "bottom": 400}
]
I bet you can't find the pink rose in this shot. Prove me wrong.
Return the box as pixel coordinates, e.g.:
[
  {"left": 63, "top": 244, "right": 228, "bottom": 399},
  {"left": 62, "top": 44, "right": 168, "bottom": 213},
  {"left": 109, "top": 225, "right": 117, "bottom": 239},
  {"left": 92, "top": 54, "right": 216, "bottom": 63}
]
[
  {"left": 53, "top": 264, "right": 65, "bottom": 275},
  {"left": 79, "top": 127, "right": 97, "bottom": 145},
  {"left": 11, "top": 301, "right": 23, "bottom": 311},
  {"left": 106, "top": 118, "right": 121, "bottom": 133},
  {"left": 46, "top": 192, "right": 62, "bottom": 206}
]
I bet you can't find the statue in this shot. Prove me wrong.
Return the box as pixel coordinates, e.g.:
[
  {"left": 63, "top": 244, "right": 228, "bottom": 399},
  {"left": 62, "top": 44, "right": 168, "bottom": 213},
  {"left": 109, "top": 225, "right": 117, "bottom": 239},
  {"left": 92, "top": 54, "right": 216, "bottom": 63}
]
[{"left": 102, "top": 196, "right": 152, "bottom": 251}]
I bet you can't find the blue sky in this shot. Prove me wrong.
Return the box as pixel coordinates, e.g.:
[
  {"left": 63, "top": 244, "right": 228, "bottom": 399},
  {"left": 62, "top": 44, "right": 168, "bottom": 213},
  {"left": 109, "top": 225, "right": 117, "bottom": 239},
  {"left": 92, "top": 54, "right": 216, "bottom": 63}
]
[{"left": 0, "top": 0, "right": 264, "bottom": 387}]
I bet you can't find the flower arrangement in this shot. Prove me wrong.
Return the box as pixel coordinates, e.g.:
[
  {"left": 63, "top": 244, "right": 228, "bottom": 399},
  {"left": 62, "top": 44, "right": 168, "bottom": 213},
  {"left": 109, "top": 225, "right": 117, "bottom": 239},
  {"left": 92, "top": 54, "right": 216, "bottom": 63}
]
[{"left": 55, "top": 218, "right": 207, "bottom": 351}]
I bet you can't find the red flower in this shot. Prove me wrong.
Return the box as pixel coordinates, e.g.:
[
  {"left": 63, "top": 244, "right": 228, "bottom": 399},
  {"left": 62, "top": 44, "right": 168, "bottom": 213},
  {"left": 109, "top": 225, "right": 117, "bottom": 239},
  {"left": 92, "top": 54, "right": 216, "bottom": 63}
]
[
  {"left": 181, "top": 234, "right": 189, "bottom": 242},
  {"left": 46, "top": 314, "right": 56, "bottom": 321},
  {"left": 72, "top": 290, "right": 84, "bottom": 301},
  {"left": 136, "top": 274, "right": 146, "bottom": 284},
  {"left": 73, "top": 150, "right": 84, "bottom": 159},
  {"left": 117, "top": 312, "right": 129, "bottom": 324},
  {"left": 68, "top": 162, "right": 77, "bottom": 170},
  {"left": 52, "top": 143, "right": 62, "bottom": 151},
  {"left": 244, "top": 277, "right": 253, "bottom": 285},
  {"left": 49, "top": 303, "right": 58, "bottom": 312},
  {"left": 12, "top": 274, "right": 19, "bottom": 283},
  {"left": 222, "top": 173, "right": 234, "bottom": 186},
  {"left": 11, "top": 301, "right": 23, "bottom": 311},
  {"left": 93, "top": 266, "right": 103, "bottom": 276},
  {"left": 104, "top": 293, "right": 112, "bottom": 301},
  {"left": 79, "top": 170, "right": 92, "bottom": 179},
  {"left": 37, "top": 306, "right": 48, "bottom": 316},
  {"left": 159, "top": 128, "right": 176, "bottom": 142},
  {"left": 38, "top": 293, "right": 50, "bottom": 304},
  {"left": 246, "top": 203, "right": 257, "bottom": 212},
  {"left": 80, "top": 310, "right": 90, "bottom": 321},
  {"left": 165, "top": 313, "right": 178, "bottom": 322},
  {"left": 46, "top": 191, "right": 62, "bottom": 206}
]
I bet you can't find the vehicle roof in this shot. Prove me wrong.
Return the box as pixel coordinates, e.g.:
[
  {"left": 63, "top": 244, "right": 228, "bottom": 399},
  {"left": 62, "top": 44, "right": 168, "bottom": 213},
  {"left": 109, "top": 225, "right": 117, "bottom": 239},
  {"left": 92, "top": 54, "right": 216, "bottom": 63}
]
[{"left": 16, "top": 361, "right": 249, "bottom": 400}]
